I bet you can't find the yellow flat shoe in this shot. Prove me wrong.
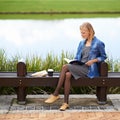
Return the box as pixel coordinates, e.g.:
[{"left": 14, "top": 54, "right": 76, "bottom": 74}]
[
  {"left": 59, "top": 103, "right": 69, "bottom": 111},
  {"left": 45, "top": 94, "right": 60, "bottom": 104}
]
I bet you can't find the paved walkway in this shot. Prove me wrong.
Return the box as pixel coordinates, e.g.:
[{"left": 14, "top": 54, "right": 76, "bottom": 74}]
[{"left": 0, "top": 94, "right": 120, "bottom": 120}]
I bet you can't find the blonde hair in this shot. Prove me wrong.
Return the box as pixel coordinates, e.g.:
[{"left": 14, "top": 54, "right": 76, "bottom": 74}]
[{"left": 80, "top": 22, "right": 95, "bottom": 40}]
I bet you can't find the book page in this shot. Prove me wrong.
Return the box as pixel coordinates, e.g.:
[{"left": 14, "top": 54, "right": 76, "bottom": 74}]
[
  {"left": 64, "top": 58, "right": 71, "bottom": 63},
  {"left": 64, "top": 58, "right": 78, "bottom": 63},
  {"left": 64, "top": 58, "right": 84, "bottom": 65}
]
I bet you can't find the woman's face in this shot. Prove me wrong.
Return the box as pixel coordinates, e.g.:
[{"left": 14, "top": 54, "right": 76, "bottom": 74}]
[{"left": 80, "top": 28, "right": 90, "bottom": 39}]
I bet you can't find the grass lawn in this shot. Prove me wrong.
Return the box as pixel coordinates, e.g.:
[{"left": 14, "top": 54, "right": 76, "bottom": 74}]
[
  {"left": 0, "top": 0, "right": 120, "bottom": 19},
  {"left": 0, "top": 0, "right": 120, "bottom": 12}
]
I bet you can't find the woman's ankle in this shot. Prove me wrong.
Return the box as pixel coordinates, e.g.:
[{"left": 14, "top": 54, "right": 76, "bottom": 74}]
[{"left": 53, "top": 92, "right": 59, "bottom": 96}]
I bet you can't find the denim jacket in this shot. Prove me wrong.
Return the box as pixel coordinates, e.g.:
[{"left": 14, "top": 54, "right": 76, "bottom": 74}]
[{"left": 75, "top": 36, "right": 107, "bottom": 78}]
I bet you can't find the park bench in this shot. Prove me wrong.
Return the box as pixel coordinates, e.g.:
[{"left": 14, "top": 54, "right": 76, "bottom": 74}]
[
  {"left": 0, "top": 61, "right": 107, "bottom": 104},
  {"left": 1, "top": 61, "right": 120, "bottom": 105}
]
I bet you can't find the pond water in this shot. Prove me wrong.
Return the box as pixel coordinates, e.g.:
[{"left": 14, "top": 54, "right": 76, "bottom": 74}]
[{"left": 0, "top": 18, "right": 120, "bottom": 60}]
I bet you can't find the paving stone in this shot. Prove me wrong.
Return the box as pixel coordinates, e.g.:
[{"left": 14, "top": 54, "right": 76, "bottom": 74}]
[{"left": 0, "top": 94, "right": 120, "bottom": 114}]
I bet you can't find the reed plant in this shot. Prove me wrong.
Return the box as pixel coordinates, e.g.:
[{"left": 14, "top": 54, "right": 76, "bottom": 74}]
[
  {"left": 0, "top": 49, "right": 120, "bottom": 94},
  {"left": 25, "top": 50, "right": 74, "bottom": 72}
]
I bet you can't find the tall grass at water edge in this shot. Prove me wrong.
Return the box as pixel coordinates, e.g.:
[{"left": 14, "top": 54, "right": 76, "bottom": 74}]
[
  {"left": 0, "top": 49, "right": 120, "bottom": 94},
  {"left": 0, "top": 49, "right": 74, "bottom": 72}
]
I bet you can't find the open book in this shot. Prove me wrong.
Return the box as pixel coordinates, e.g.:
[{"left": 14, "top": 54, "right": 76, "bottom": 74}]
[
  {"left": 31, "top": 70, "right": 47, "bottom": 77},
  {"left": 64, "top": 58, "right": 85, "bottom": 65}
]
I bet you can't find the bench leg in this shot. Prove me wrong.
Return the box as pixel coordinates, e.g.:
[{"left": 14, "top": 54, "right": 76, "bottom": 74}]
[
  {"left": 16, "top": 86, "right": 27, "bottom": 105},
  {"left": 96, "top": 86, "right": 107, "bottom": 105}
]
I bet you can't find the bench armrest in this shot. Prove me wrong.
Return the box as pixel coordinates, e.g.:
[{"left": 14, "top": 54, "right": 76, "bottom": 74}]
[
  {"left": 99, "top": 62, "right": 108, "bottom": 77},
  {"left": 17, "top": 62, "right": 27, "bottom": 76}
]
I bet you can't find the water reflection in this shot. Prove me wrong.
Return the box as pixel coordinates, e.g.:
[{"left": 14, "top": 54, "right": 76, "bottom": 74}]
[{"left": 0, "top": 18, "right": 120, "bottom": 60}]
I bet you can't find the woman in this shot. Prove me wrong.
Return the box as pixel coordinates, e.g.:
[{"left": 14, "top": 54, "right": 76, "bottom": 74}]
[{"left": 45, "top": 22, "right": 107, "bottom": 111}]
